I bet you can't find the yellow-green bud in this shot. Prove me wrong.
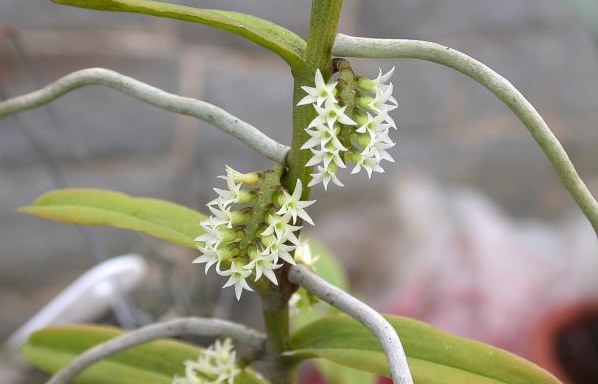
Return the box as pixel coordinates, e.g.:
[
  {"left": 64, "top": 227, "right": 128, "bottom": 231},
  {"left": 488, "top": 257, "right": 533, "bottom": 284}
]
[
  {"left": 343, "top": 150, "right": 354, "bottom": 164},
  {"left": 235, "top": 229, "right": 246, "bottom": 241},
  {"left": 247, "top": 244, "right": 260, "bottom": 260},
  {"left": 217, "top": 245, "right": 238, "bottom": 260},
  {"left": 356, "top": 76, "right": 377, "bottom": 93},
  {"left": 228, "top": 166, "right": 261, "bottom": 185},
  {"left": 354, "top": 114, "right": 368, "bottom": 126},
  {"left": 357, "top": 96, "right": 375, "bottom": 111},
  {"left": 348, "top": 149, "right": 361, "bottom": 164},
  {"left": 261, "top": 234, "right": 277, "bottom": 248},
  {"left": 218, "top": 227, "right": 238, "bottom": 242},
  {"left": 327, "top": 162, "right": 339, "bottom": 174},
  {"left": 238, "top": 189, "right": 256, "bottom": 204},
  {"left": 230, "top": 210, "right": 251, "bottom": 225},
  {"left": 357, "top": 133, "right": 371, "bottom": 147}
]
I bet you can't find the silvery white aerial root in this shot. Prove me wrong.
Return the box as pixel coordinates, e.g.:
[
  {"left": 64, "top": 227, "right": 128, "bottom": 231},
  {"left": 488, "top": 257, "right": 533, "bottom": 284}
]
[
  {"left": 288, "top": 265, "right": 414, "bottom": 384},
  {"left": 332, "top": 33, "right": 598, "bottom": 233},
  {"left": 45, "top": 317, "right": 266, "bottom": 384},
  {"left": 0, "top": 68, "right": 289, "bottom": 164}
]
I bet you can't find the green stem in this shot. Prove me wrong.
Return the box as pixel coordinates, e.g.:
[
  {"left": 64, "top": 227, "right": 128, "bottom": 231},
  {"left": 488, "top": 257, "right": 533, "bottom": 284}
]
[
  {"left": 304, "top": 0, "right": 344, "bottom": 75},
  {"left": 334, "top": 58, "right": 358, "bottom": 150},
  {"left": 260, "top": 2, "right": 344, "bottom": 383}
]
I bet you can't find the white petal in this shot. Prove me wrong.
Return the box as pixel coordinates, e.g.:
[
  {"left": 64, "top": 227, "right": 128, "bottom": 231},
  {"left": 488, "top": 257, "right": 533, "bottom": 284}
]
[
  {"left": 278, "top": 251, "right": 297, "bottom": 265},
  {"left": 314, "top": 69, "right": 325, "bottom": 89},
  {"left": 332, "top": 153, "right": 346, "bottom": 169},
  {"left": 222, "top": 275, "right": 237, "bottom": 289},
  {"left": 297, "top": 94, "right": 316, "bottom": 106},
  {"left": 262, "top": 268, "right": 278, "bottom": 285},
  {"left": 383, "top": 113, "right": 397, "bottom": 129},
  {"left": 301, "top": 136, "right": 321, "bottom": 150},
  {"left": 305, "top": 152, "right": 323, "bottom": 167},
  {"left": 373, "top": 163, "right": 385, "bottom": 173},
  {"left": 240, "top": 277, "right": 253, "bottom": 291},
  {"left": 337, "top": 113, "right": 356, "bottom": 126},
  {"left": 322, "top": 172, "right": 331, "bottom": 190},
  {"left": 378, "top": 150, "right": 395, "bottom": 163},
  {"left": 308, "top": 170, "right": 324, "bottom": 188},
  {"left": 380, "top": 66, "right": 395, "bottom": 84},
  {"left": 234, "top": 282, "right": 243, "bottom": 300},
  {"left": 297, "top": 209, "right": 315, "bottom": 226},
  {"left": 292, "top": 179, "right": 303, "bottom": 200},
  {"left": 330, "top": 173, "right": 344, "bottom": 187}
]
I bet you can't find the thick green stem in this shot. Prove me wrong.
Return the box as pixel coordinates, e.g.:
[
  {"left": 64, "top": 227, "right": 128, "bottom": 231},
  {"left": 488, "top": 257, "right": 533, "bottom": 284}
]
[
  {"left": 304, "top": 0, "right": 344, "bottom": 75},
  {"left": 260, "top": 2, "right": 344, "bottom": 383}
]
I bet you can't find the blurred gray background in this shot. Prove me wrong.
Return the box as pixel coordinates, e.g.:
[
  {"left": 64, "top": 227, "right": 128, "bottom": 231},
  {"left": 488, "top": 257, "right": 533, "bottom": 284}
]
[{"left": 1, "top": 0, "right": 597, "bottom": 381}]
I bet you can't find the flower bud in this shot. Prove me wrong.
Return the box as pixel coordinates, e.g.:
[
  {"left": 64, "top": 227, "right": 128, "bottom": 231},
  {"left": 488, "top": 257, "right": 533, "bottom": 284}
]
[
  {"left": 217, "top": 227, "right": 238, "bottom": 242},
  {"left": 229, "top": 210, "right": 251, "bottom": 226},
  {"left": 357, "top": 96, "right": 375, "bottom": 111},
  {"left": 247, "top": 244, "right": 260, "bottom": 260},
  {"left": 357, "top": 133, "right": 372, "bottom": 148},
  {"left": 354, "top": 113, "right": 369, "bottom": 127},
  {"left": 226, "top": 165, "right": 260, "bottom": 186},
  {"left": 356, "top": 75, "right": 377, "bottom": 93}
]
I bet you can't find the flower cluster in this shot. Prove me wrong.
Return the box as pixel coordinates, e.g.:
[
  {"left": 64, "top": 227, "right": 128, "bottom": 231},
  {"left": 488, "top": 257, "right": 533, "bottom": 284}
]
[
  {"left": 194, "top": 167, "right": 315, "bottom": 300},
  {"left": 298, "top": 67, "right": 398, "bottom": 189},
  {"left": 299, "top": 69, "right": 355, "bottom": 190},
  {"left": 172, "top": 339, "right": 240, "bottom": 384},
  {"left": 352, "top": 67, "right": 398, "bottom": 177}
]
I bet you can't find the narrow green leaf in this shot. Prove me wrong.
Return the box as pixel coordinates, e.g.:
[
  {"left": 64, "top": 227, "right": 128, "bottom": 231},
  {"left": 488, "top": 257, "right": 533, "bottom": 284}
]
[
  {"left": 19, "top": 189, "right": 206, "bottom": 249},
  {"left": 290, "top": 315, "right": 561, "bottom": 384},
  {"left": 22, "top": 325, "right": 267, "bottom": 384},
  {"left": 52, "top": 0, "right": 307, "bottom": 71}
]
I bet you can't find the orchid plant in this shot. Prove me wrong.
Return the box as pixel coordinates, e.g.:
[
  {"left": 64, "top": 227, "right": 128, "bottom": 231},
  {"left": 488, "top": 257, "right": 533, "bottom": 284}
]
[{"left": 1, "top": 1, "right": 597, "bottom": 384}]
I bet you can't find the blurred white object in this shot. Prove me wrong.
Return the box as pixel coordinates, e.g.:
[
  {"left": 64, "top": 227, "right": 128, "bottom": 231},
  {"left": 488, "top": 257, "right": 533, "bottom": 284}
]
[{"left": 4, "top": 254, "right": 147, "bottom": 350}]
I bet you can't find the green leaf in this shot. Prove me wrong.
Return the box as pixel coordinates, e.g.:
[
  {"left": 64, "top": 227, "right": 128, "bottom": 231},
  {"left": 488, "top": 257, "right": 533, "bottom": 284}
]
[
  {"left": 52, "top": 0, "right": 307, "bottom": 71},
  {"left": 22, "top": 325, "right": 267, "bottom": 384},
  {"left": 290, "top": 315, "right": 561, "bottom": 384},
  {"left": 19, "top": 188, "right": 206, "bottom": 249},
  {"left": 315, "top": 359, "right": 377, "bottom": 384}
]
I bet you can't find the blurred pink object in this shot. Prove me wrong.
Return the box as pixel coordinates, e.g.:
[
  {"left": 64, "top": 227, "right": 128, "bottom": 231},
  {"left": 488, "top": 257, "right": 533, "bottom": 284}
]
[{"left": 384, "top": 171, "right": 598, "bottom": 356}]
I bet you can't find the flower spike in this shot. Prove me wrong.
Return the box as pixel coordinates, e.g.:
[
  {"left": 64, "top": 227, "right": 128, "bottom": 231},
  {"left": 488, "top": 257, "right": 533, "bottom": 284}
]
[
  {"left": 172, "top": 338, "right": 241, "bottom": 384},
  {"left": 194, "top": 166, "right": 316, "bottom": 300}
]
